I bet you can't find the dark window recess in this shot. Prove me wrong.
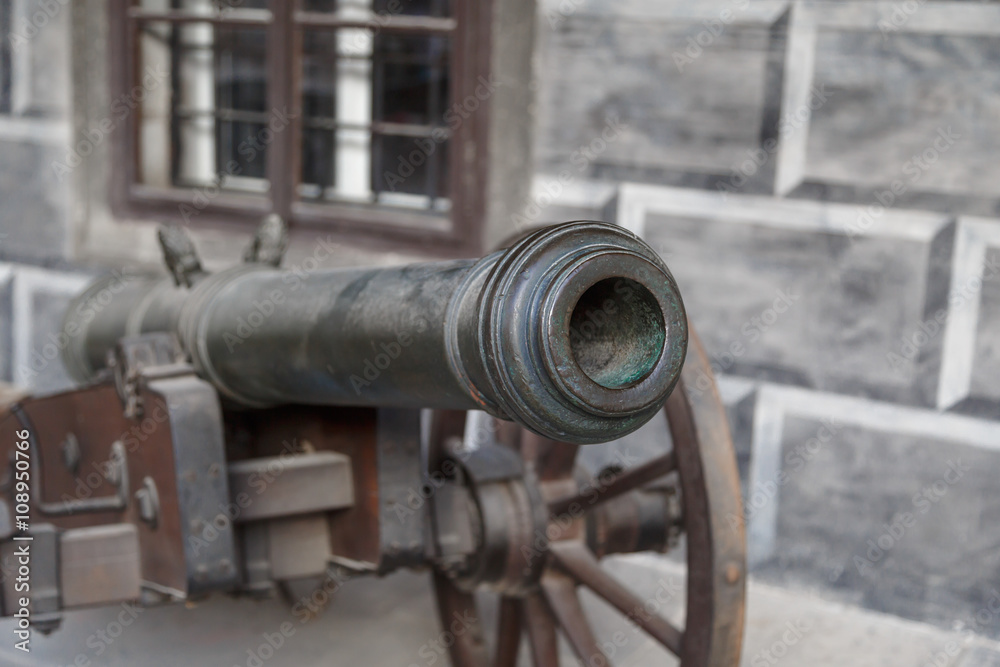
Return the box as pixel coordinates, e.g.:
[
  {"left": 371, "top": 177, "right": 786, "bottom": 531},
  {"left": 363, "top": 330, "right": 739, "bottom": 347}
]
[
  {"left": 113, "top": 0, "right": 491, "bottom": 251},
  {"left": 298, "top": 1, "right": 452, "bottom": 210},
  {"left": 214, "top": 27, "right": 269, "bottom": 182},
  {"left": 301, "top": 29, "right": 338, "bottom": 195},
  {"left": 370, "top": 33, "right": 450, "bottom": 201}
]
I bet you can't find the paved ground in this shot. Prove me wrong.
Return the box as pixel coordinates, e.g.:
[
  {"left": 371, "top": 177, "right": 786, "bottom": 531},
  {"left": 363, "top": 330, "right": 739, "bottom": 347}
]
[{"left": 0, "top": 554, "right": 997, "bottom": 666}]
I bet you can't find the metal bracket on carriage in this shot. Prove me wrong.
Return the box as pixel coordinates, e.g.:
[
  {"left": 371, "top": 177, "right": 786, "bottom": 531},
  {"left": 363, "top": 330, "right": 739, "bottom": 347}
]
[
  {"left": 107, "top": 332, "right": 191, "bottom": 420},
  {"left": 584, "top": 470, "right": 685, "bottom": 559},
  {"left": 2, "top": 411, "right": 130, "bottom": 518},
  {"left": 0, "top": 355, "right": 240, "bottom": 619},
  {"left": 430, "top": 443, "right": 689, "bottom": 594},
  {"left": 430, "top": 444, "right": 548, "bottom": 596},
  {"left": 226, "top": 451, "right": 355, "bottom": 597}
]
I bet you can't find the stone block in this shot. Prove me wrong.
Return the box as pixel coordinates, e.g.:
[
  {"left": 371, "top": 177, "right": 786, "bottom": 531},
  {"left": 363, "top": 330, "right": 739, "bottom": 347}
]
[
  {"left": 938, "top": 217, "right": 1000, "bottom": 418},
  {"left": 746, "top": 384, "right": 1000, "bottom": 637},
  {"left": 619, "top": 184, "right": 953, "bottom": 407},
  {"left": 10, "top": 266, "right": 89, "bottom": 393},
  {"left": 775, "top": 2, "right": 1000, "bottom": 216},
  {"left": 16, "top": 0, "right": 72, "bottom": 118},
  {"left": 536, "top": 4, "right": 788, "bottom": 192},
  {"left": 0, "top": 140, "right": 70, "bottom": 263}
]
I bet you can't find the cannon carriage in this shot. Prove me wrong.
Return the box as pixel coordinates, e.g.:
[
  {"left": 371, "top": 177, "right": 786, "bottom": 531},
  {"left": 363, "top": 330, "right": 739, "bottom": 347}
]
[{"left": 0, "top": 219, "right": 745, "bottom": 666}]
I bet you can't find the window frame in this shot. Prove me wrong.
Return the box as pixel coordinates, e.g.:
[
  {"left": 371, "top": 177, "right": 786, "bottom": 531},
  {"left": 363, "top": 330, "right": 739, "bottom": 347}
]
[{"left": 108, "top": 0, "right": 493, "bottom": 255}]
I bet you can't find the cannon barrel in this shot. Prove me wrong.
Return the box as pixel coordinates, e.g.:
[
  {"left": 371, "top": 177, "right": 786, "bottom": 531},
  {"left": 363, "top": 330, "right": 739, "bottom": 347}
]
[{"left": 62, "top": 222, "right": 688, "bottom": 444}]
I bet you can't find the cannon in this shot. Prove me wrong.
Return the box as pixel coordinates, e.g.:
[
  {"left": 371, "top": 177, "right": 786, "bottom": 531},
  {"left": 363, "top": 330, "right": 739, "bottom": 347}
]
[
  {"left": 0, "top": 219, "right": 745, "bottom": 666},
  {"left": 63, "top": 220, "right": 688, "bottom": 445}
]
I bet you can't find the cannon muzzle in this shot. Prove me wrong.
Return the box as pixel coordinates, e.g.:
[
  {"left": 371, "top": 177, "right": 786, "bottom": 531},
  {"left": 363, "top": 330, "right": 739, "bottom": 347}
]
[{"left": 63, "top": 222, "right": 687, "bottom": 444}]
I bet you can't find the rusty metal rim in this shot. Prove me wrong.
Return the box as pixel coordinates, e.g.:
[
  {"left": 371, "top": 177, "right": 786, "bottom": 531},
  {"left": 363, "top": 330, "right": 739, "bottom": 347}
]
[{"left": 538, "top": 249, "right": 684, "bottom": 417}]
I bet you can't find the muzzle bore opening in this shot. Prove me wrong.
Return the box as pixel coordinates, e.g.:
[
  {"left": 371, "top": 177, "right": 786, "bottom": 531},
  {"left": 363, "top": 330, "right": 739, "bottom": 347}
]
[{"left": 568, "top": 277, "right": 666, "bottom": 389}]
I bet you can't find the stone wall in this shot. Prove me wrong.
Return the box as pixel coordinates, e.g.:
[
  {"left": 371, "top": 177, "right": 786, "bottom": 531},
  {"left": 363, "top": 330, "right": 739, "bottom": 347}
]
[
  {"left": 534, "top": 0, "right": 1000, "bottom": 638},
  {"left": 0, "top": 0, "right": 79, "bottom": 391}
]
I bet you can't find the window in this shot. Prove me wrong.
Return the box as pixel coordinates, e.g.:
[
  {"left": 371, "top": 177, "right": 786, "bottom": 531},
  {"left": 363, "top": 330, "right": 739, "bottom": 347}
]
[{"left": 110, "top": 0, "right": 492, "bottom": 252}]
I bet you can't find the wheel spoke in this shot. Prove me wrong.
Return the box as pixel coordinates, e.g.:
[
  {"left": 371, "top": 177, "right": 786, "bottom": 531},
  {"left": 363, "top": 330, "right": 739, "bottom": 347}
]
[
  {"left": 548, "top": 451, "right": 677, "bottom": 517},
  {"left": 432, "top": 570, "right": 490, "bottom": 667},
  {"left": 550, "top": 542, "right": 683, "bottom": 657},
  {"left": 494, "top": 597, "right": 523, "bottom": 667},
  {"left": 540, "top": 571, "right": 608, "bottom": 667},
  {"left": 523, "top": 593, "right": 560, "bottom": 667}
]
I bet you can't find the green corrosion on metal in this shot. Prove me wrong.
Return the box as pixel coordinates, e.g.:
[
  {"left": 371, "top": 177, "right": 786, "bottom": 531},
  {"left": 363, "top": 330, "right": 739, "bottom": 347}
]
[{"left": 568, "top": 277, "right": 667, "bottom": 389}]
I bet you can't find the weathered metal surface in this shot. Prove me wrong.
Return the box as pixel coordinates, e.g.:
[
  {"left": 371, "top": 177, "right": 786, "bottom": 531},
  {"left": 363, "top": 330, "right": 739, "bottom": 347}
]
[
  {"left": 59, "top": 524, "right": 141, "bottom": 609},
  {"left": 157, "top": 224, "right": 207, "bottom": 288},
  {"left": 240, "top": 522, "right": 274, "bottom": 599},
  {"left": 585, "top": 484, "right": 682, "bottom": 558},
  {"left": 149, "top": 374, "right": 239, "bottom": 597},
  {"left": 8, "top": 410, "right": 129, "bottom": 517},
  {"left": 227, "top": 405, "right": 383, "bottom": 569},
  {"left": 107, "top": 332, "right": 186, "bottom": 419},
  {"left": 429, "top": 480, "right": 478, "bottom": 575},
  {"left": 0, "top": 385, "right": 179, "bottom": 591},
  {"left": 227, "top": 452, "right": 353, "bottom": 522},
  {"left": 1, "top": 524, "right": 61, "bottom": 633},
  {"left": 453, "top": 451, "right": 547, "bottom": 596},
  {"left": 242, "top": 214, "right": 289, "bottom": 267},
  {"left": 0, "top": 499, "right": 11, "bottom": 540},
  {"left": 267, "top": 515, "right": 332, "bottom": 580},
  {"left": 62, "top": 222, "right": 688, "bottom": 444},
  {"left": 0, "top": 371, "right": 238, "bottom": 601},
  {"left": 376, "top": 408, "right": 427, "bottom": 573}
]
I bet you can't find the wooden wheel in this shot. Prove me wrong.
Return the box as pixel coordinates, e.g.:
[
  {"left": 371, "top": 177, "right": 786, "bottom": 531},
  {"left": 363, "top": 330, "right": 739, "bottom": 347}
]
[{"left": 427, "top": 329, "right": 746, "bottom": 667}]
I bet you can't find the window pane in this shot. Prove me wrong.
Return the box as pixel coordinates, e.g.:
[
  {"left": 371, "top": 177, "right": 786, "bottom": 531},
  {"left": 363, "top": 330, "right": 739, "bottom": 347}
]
[
  {"left": 376, "top": 33, "right": 449, "bottom": 127},
  {"left": 220, "top": 0, "right": 269, "bottom": 10},
  {"left": 301, "top": 0, "right": 451, "bottom": 19},
  {"left": 301, "top": 0, "right": 337, "bottom": 12},
  {"left": 136, "top": 19, "right": 270, "bottom": 196},
  {"left": 372, "top": 134, "right": 449, "bottom": 202},
  {"left": 301, "top": 30, "right": 338, "bottom": 195},
  {"left": 134, "top": 0, "right": 269, "bottom": 12},
  {"left": 299, "top": 28, "right": 451, "bottom": 212},
  {"left": 215, "top": 26, "right": 269, "bottom": 181},
  {"left": 374, "top": 0, "right": 451, "bottom": 18}
]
